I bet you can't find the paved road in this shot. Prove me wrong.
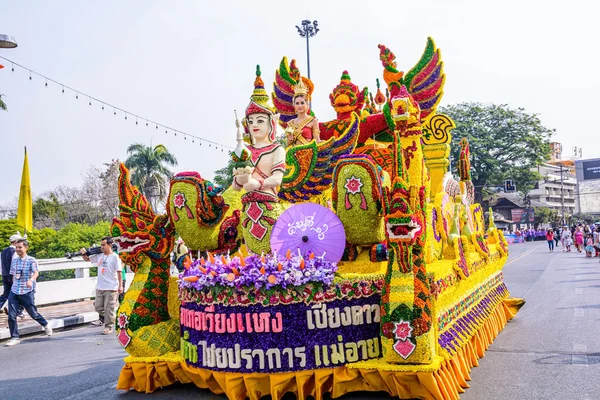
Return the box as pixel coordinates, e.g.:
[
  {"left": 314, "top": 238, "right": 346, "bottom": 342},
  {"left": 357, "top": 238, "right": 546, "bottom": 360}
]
[
  {"left": 0, "top": 241, "right": 597, "bottom": 400},
  {"left": 461, "top": 241, "right": 600, "bottom": 400}
]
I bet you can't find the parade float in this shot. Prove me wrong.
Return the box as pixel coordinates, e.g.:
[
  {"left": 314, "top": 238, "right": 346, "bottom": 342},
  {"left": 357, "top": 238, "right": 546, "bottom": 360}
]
[{"left": 111, "top": 37, "right": 524, "bottom": 400}]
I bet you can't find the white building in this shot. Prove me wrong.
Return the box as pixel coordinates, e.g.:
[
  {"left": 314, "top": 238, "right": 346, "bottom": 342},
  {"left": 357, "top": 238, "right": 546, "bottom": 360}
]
[{"left": 528, "top": 163, "right": 577, "bottom": 218}]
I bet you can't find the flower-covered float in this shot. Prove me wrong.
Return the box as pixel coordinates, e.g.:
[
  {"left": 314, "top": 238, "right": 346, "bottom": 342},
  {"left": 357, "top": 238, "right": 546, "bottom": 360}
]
[{"left": 112, "top": 37, "right": 523, "bottom": 400}]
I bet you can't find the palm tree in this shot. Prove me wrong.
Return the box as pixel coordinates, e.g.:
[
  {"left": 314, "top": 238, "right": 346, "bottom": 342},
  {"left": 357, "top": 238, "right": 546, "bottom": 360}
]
[{"left": 124, "top": 143, "right": 178, "bottom": 211}]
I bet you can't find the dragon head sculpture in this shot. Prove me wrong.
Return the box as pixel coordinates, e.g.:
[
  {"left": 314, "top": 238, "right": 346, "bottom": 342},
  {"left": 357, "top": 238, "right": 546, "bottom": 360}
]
[
  {"left": 329, "top": 71, "right": 366, "bottom": 118},
  {"left": 385, "top": 178, "right": 424, "bottom": 245},
  {"left": 111, "top": 164, "right": 175, "bottom": 270}
]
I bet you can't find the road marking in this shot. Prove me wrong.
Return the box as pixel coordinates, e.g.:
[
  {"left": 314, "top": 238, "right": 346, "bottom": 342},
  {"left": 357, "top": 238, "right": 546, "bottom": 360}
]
[
  {"left": 505, "top": 246, "right": 538, "bottom": 267},
  {"left": 574, "top": 308, "right": 585, "bottom": 317},
  {"left": 572, "top": 344, "right": 589, "bottom": 366},
  {"left": 575, "top": 288, "right": 583, "bottom": 295}
]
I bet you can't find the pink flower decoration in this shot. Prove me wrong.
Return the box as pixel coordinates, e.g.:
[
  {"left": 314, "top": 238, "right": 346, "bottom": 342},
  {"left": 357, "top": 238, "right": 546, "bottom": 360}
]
[
  {"left": 118, "top": 313, "right": 128, "bottom": 328},
  {"left": 393, "top": 320, "right": 413, "bottom": 340},
  {"left": 344, "top": 176, "right": 363, "bottom": 194},
  {"left": 173, "top": 192, "right": 186, "bottom": 209},
  {"left": 393, "top": 338, "right": 416, "bottom": 359}
]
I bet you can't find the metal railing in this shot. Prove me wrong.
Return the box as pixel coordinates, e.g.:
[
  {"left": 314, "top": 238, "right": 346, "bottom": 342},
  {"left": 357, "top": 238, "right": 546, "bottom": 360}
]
[{"left": 31, "top": 258, "right": 133, "bottom": 306}]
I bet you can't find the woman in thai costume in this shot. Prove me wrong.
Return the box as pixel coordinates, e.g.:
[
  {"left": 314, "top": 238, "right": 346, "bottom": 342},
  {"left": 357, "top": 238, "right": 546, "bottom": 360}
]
[
  {"left": 232, "top": 66, "right": 285, "bottom": 254},
  {"left": 285, "top": 76, "right": 321, "bottom": 147}
]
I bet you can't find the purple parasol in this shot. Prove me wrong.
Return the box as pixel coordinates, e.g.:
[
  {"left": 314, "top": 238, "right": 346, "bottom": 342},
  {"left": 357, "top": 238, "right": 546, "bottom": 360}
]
[{"left": 270, "top": 203, "right": 346, "bottom": 263}]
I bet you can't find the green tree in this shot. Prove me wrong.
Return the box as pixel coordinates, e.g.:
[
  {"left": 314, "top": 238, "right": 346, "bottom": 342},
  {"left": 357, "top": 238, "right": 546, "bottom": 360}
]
[
  {"left": 440, "top": 103, "right": 554, "bottom": 204},
  {"left": 0, "top": 216, "right": 114, "bottom": 284},
  {"left": 570, "top": 213, "right": 595, "bottom": 225},
  {"left": 0, "top": 219, "right": 20, "bottom": 247},
  {"left": 533, "top": 207, "right": 558, "bottom": 226},
  {"left": 32, "top": 193, "right": 67, "bottom": 228},
  {"left": 213, "top": 154, "right": 234, "bottom": 189},
  {"left": 124, "top": 143, "right": 178, "bottom": 210},
  {"left": 0, "top": 94, "right": 6, "bottom": 111}
]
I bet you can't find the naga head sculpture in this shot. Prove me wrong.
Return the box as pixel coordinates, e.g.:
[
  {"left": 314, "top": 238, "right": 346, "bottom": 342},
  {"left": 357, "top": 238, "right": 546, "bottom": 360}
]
[
  {"left": 385, "top": 177, "right": 424, "bottom": 246},
  {"left": 111, "top": 164, "right": 175, "bottom": 270}
]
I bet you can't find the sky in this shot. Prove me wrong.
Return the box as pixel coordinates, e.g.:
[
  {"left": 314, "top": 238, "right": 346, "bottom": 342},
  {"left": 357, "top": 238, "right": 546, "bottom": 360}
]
[{"left": 1, "top": 0, "right": 599, "bottom": 207}]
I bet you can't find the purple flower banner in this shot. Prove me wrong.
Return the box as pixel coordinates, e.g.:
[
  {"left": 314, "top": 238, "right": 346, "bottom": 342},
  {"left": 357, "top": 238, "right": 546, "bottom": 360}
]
[{"left": 180, "top": 294, "right": 381, "bottom": 373}]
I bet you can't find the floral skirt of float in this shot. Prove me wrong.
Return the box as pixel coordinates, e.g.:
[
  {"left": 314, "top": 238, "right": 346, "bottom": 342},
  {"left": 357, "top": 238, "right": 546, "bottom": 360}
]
[
  {"left": 116, "top": 296, "right": 523, "bottom": 400},
  {"left": 240, "top": 191, "right": 283, "bottom": 254}
]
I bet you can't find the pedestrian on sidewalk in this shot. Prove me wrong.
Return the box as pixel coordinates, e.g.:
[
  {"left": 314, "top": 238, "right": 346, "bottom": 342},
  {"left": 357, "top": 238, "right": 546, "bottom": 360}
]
[
  {"left": 593, "top": 227, "right": 600, "bottom": 258},
  {"left": 585, "top": 235, "right": 594, "bottom": 257},
  {"left": 574, "top": 226, "right": 584, "bottom": 253},
  {"left": 546, "top": 229, "right": 555, "bottom": 252},
  {"left": 5, "top": 239, "right": 52, "bottom": 347},
  {"left": 561, "top": 227, "right": 572, "bottom": 252},
  {"left": 81, "top": 237, "right": 123, "bottom": 335},
  {"left": 0, "top": 234, "right": 25, "bottom": 319}
]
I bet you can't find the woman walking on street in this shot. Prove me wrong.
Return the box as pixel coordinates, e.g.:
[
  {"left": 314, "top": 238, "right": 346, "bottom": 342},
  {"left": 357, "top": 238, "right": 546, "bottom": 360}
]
[
  {"left": 546, "top": 229, "right": 555, "bottom": 252},
  {"left": 574, "top": 226, "right": 584, "bottom": 252},
  {"left": 562, "top": 227, "right": 573, "bottom": 252}
]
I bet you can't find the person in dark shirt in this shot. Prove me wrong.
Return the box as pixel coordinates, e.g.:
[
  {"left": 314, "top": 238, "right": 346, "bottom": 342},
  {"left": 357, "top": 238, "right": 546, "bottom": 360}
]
[{"left": 1, "top": 234, "right": 25, "bottom": 318}]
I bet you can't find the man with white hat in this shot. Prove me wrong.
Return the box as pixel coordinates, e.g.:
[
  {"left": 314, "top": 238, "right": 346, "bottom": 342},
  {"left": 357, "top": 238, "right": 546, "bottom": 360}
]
[{"left": 0, "top": 233, "right": 25, "bottom": 318}]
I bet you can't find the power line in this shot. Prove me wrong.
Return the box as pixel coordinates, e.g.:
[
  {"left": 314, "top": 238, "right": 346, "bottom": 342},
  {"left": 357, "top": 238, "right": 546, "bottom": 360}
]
[
  {"left": 0, "top": 191, "right": 166, "bottom": 214},
  {"left": 0, "top": 55, "right": 234, "bottom": 150}
]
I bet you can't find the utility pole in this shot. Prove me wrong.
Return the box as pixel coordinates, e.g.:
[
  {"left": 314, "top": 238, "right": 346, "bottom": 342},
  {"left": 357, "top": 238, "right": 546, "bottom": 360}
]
[
  {"left": 295, "top": 20, "right": 319, "bottom": 79},
  {"left": 560, "top": 164, "right": 565, "bottom": 226}
]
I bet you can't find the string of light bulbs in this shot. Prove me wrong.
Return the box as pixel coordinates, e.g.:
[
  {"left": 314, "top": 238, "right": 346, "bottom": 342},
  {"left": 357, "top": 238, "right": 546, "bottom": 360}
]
[{"left": 0, "top": 55, "right": 234, "bottom": 151}]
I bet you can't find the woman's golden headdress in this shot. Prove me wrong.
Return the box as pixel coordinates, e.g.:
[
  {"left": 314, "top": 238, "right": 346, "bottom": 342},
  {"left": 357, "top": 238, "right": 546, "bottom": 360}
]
[{"left": 293, "top": 76, "right": 314, "bottom": 101}]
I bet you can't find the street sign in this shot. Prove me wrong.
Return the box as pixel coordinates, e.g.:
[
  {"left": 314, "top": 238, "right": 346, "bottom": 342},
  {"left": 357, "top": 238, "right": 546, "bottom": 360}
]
[{"left": 504, "top": 179, "right": 516, "bottom": 193}]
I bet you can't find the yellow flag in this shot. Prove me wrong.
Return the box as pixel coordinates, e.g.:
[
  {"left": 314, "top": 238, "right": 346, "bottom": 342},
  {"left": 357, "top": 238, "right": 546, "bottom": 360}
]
[{"left": 16, "top": 147, "right": 33, "bottom": 233}]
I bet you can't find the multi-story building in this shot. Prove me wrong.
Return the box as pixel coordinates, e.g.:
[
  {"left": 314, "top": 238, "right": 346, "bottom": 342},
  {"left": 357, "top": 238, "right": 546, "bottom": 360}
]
[{"left": 527, "top": 142, "right": 577, "bottom": 220}]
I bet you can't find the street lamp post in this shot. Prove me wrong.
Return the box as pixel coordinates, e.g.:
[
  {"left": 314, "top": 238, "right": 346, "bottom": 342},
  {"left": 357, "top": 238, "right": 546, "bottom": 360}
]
[
  {"left": 295, "top": 20, "right": 319, "bottom": 79},
  {"left": 0, "top": 34, "right": 17, "bottom": 111}
]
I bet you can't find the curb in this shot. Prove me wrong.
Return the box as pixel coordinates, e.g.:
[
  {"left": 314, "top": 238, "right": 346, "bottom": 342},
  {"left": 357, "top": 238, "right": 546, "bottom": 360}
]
[{"left": 0, "top": 311, "right": 99, "bottom": 341}]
